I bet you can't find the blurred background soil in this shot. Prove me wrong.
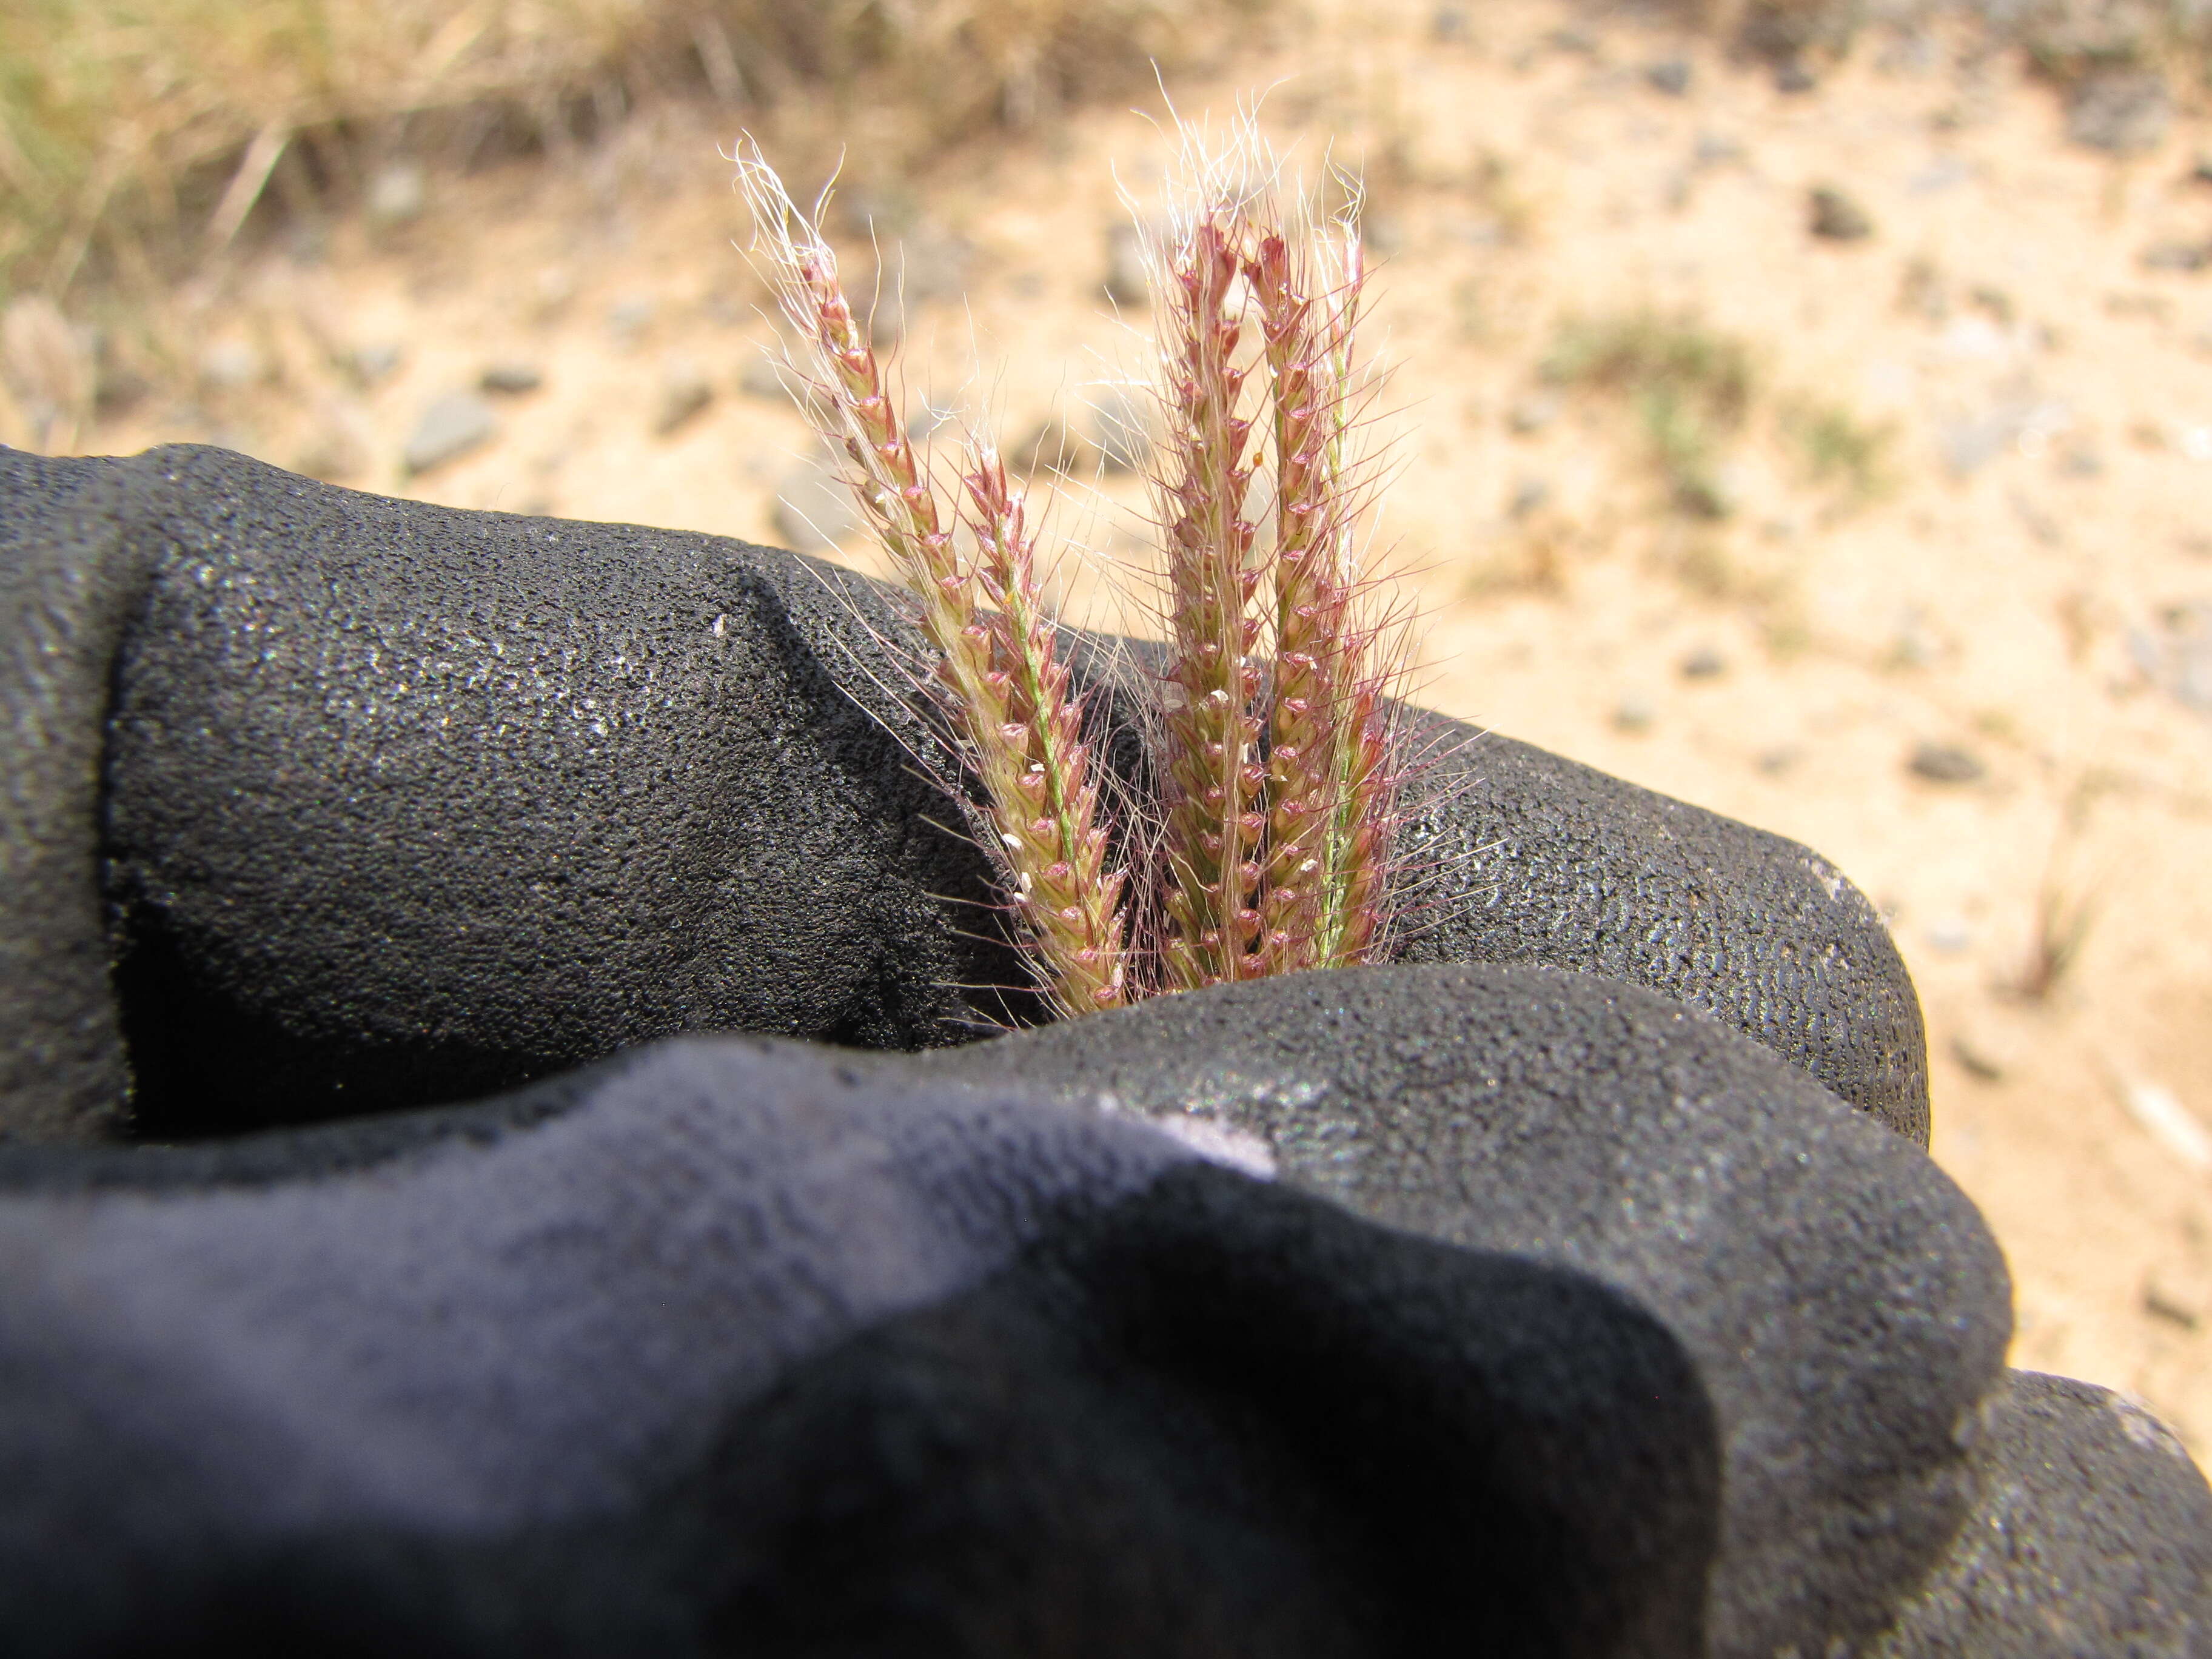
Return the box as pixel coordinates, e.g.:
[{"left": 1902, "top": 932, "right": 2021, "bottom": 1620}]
[{"left": 7, "top": 0, "right": 2212, "bottom": 1446}]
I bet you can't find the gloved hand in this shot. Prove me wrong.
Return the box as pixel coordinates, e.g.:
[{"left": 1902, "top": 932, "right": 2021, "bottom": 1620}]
[{"left": 1, "top": 444, "right": 2204, "bottom": 1658}]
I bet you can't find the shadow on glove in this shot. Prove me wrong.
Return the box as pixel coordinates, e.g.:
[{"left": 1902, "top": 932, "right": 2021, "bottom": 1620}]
[{"left": 0, "top": 1022, "right": 1716, "bottom": 1659}]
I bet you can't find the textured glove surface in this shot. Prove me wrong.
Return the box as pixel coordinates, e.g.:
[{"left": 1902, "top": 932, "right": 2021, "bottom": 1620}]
[{"left": 2, "top": 445, "right": 2202, "bottom": 1658}]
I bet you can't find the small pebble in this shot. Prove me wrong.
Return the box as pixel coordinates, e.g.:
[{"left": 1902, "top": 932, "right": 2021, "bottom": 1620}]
[
  {"left": 1754, "top": 746, "right": 1800, "bottom": 776},
  {"left": 480, "top": 361, "right": 543, "bottom": 396},
  {"left": 2066, "top": 69, "right": 2173, "bottom": 155},
  {"left": 1508, "top": 476, "right": 1551, "bottom": 519},
  {"left": 404, "top": 392, "right": 498, "bottom": 475},
  {"left": 1908, "top": 741, "right": 1985, "bottom": 785},
  {"left": 1808, "top": 186, "right": 1875, "bottom": 242},
  {"left": 1679, "top": 644, "right": 1726, "bottom": 680},
  {"left": 1644, "top": 58, "right": 1692, "bottom": 97},
  {"left": 1949, "top": 1033, "right": 2004, "bottom": 1081},
  {"left": 2140, "top": 240, "right": 2211, "bottom": 273},
  {"left": 2144, "top": 1271, "right": 2206, "bottom": 1330},
  {"left": 1693, "top": 130, "right": 1745, "bottom": 168},
  {"left": 1612, "top": 692, "right": 1657, "bottom": 734},
  {"left": 1430, "top": 5, "right": 1471, "bottom": 42},
  {"left": 1772, "top": 58, "right": 1818, "bottom": 95}
]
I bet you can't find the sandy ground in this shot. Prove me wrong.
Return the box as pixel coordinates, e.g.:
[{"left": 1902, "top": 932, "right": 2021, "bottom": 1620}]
[{"left": 34, "top": 0, "right": 2212, "bottom": 1448}]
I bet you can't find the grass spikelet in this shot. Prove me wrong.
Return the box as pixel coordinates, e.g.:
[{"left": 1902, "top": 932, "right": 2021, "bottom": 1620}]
[
  {"left": 955, "top": 445, "right": 1130, "bottom": 1014},
  {"left": 1241, "top": 175, "right": 1393, "bottom": 973},
  {"left": 733, "top": 138, "right": 1128, "bottom": 1017},
  {"left": 1149, "top": 173, "right": 1267, "bottom": 990}
]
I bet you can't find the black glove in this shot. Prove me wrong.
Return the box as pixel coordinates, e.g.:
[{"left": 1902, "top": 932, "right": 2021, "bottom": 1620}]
[{"left": 2, "top": 444, "right": 2204, "bottom": 1657}]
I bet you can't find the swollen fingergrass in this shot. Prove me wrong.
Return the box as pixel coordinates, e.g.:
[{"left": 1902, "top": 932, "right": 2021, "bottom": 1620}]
[
  {"left": 736, "top": 146, "right": 1128, "bottom": 1017},
  {"left": 734, "top": 117, "right": 1407, "bottom": 1021},
  {"left": 1154, "top": 208, "right": 1267, "bottom": 990}
]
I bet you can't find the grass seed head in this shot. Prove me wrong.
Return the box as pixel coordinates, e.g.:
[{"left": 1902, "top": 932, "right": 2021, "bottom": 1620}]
[{"left": 734, "top": 109, "right": 1415, "bottom": 1023}]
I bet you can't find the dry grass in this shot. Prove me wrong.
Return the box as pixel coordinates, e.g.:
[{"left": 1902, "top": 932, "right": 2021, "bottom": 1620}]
[{"left": 0, "top": 0, "right": 1261, "bottom": 304}]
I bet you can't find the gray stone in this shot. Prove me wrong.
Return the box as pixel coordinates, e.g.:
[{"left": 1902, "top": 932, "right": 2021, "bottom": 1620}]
[
  {"left": 479, "top": 361, "right": 543, "bottom": 396},
  {"left": 1679, "top": 643, "right": 1726, "bottom": 679},
  {"left": 1809, "top": 185, "right": 1875, "bottom": 242},
  {"left": 1694, "top": 130, "right": 1746, "bottom": 169},
  {"left": 2067, "top": 70, "right": 2173, "bottom": 155},
  {"left": 1908, "top": 741, "right": 1985, "bottom": 785},
  {"left": 403, "top": 392, "right": 498, "bottom": 475},
  {"left": 1644, "top": 58, "right": 1692, "bottom": 96},
  {"left": 1772, "top": 58, "right": 1817, "bottom": 95},
  {"left": 1613, "top": 690, "right": 1657, "bottom": 733},
  {"left": 2142, "top": 238, "right": 2211, "bottom": 273}
]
